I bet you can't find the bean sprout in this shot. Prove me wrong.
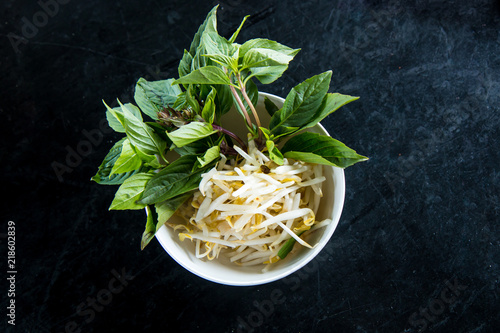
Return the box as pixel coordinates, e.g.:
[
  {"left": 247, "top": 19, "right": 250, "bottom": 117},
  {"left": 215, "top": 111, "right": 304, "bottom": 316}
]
[{"left": 169, "top": 138, "right": 330, "bottom": 268}]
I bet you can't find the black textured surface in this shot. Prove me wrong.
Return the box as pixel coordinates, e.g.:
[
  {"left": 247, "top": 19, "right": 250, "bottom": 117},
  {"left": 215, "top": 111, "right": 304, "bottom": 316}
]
[{"left": 1, "top": 0, "right": 499, "bottom": 332}]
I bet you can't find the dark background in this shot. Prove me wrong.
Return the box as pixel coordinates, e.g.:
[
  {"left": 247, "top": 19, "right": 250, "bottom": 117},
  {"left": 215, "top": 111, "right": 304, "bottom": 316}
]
[{"left": 1, "top": 0, "right": 499, "bottom": 332}]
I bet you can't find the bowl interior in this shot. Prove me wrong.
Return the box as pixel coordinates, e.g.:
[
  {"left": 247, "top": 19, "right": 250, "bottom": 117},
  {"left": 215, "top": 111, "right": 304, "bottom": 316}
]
[{"left": 155, "top": 92, "right": 345, "bottom": 286}]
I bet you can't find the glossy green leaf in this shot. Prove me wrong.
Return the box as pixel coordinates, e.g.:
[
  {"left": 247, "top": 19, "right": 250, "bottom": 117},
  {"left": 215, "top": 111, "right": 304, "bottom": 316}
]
[
  {"left": 173, "top": 91, "right": 187, "bottom": 110},
  {"left": 104, "top": 101, "right": 142, "bottom": 133},
  {"left": 266, "top": 140, "right": 284, "bottom": 165},
  {"left": 214, "top": 84, "right": 233, "bottom": 122},
  {"left": 264, "top": 96, "right": 279, "bottom": 117},
  {"left": 239, "top": 39, "right": 299, "bottom": 84},
  {"left": 201, "top": 87, "right": 217, "bottom": 123},
  {"left": 185, "top": 84, "right": 201, "bottom": 114},
  {"left": 134, "top": 78, "right": 182, "bottom": 120},
  {"left": 245, "top": 65, "right": 289, "bottom": 84},
  {"left": 300, "top": 93, "right": 359, "bottom": 131},
  {"left": 139, "top": 155, "right": 211, "bottom": 205},
  {"left": 92, "top": 138, "right": 146, "bottom": 185},
  {"left": 229, "top": 15, "right": 249, "bottom": 43},
  {"left": 174, "top": 136, "right": 215, "bottom": 156},
  {"left": 167, "top": 121, "right": 217, "bottom": 148},
  {"left": 178, "top": 49, "right": 193, "bottom": 78},
  {"left": 281, "top": 132, "right": 368, "bottom": 168},
  {"left": 188, "top": 5, "right": 218, "bottom": 56},
  {"left": 203, "top": 53, "right": 238, "bottom": 72},
  {"left": 145, "top": 122, "right": 172, "bottom": 144},
  {"left": 155, "top": 192, "right": 193, "bottom": 232},
  {"left": 109, "top": 172, "right": 154, "bottom": 210},
  {"left": 173, "top": 66, "right": 231, "bottom": 86},
  {"left": 191, "top": 48, "right": 211, "bottom": 72},
  {"left": 141, "top": 205, "right": 157, "bottom": 250},
  {"left": 239, "top": 38, "right": 299, "bottom": 59},
  {"left": 109, "top": 101, "right": 167, "bottom": 158},
  {"left": 242, "top": 48, "right": 296, "bottom": 69},
  {"left": 202, "top": 31, "right": 237, "bottom": 58},
  {"left": 180, "top": 6, "right": 220, "bottom": 77},
  {"left": 110, "top": 139, "right": 143, "bottom": 176},
  {"left": 196, "top": 145, "right": 220, "bottom": 169},
  {"left": 128, "top": 142, "right": 159, "bottom": 165},
  {"left": 269, "top": 71, "right": 332, "bottom": 136}
]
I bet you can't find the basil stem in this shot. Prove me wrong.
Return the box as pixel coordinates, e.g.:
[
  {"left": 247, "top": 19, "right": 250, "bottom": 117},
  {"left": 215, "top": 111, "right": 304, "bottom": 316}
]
[{"left": 277, "top": 230, "right": 306, "bottom": 259}]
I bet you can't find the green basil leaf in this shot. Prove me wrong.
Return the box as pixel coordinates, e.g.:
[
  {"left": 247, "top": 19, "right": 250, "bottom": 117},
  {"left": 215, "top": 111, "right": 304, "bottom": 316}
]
[
  {"left": 264, "top": 96, "right": 279, "bottom": 117},
  {"left": 214, "top": 84, "right": 233, "bottom": 122},
  {"left": 266, "top": 140, "right": 284, "bottom": 165},
  {"left": 145, "top": 122, "right": 172, "bottom": 144},
  {"left": 191, "top": 48, "right": 211, "bottom": 73},
  {"left": 260, "top": 127, "right": 274, "bottom": 141},
  {"left": 105, "top": 107, "right": 125, "bottom": 133},
  {"left": 180, "top": 5, "right": 219, "bottom": 76},
  {"left": 239, "top": 38, "right": 299, "bottom": 59},
  {"left": 281, "top": 132, "right": 368, "bottom": 168},
  {"left": 141, "top": 205, "right": 157, "bottom": 250},
  {"left": 139, "top": 155, "right": 211, "bottom": 205},
  {"left": 104, "top": 101, "right": 142, "bottom": 133},
  {"left": 191, "top": 25, "right": 235, "bottom": 73},
  {"left": 109, "top": 100, "right": 167, "bottom": 158},
  {"left": 195, "top": 145, "right": 220, "bottom": 169},
  {"left": 109, "top": 172, "right": 154, "bottom": 210},
  {"left": 178, "top": 49, "right": 193, "bottom": 78},
  {"left": 270, "top": 71, "right": 332, "bottom": 135},
  {"left": 173, "top": 91, "right": 187, "bottom": 110},
  {"left": 186, "top": 84, "right": 201, "bottom": 114},
  {"left": 188, "top": 5, "right": 218, "bottom": 56},
  {"left": 229, "top": 15, "right": 249, "bottom": 43},
  {"left": 128, "top": 145, "right": 165, "bottom": 169},
  {"left": 242, "top": 48, "right": 296, "bottom": 69},
  {"left": 239, "top": 39, "right": 299, "bottom": 84},
  {"left": 300, "top": 93, "right": 359, "bottom": 131},
  {"left": 134, "top": 78, "right": 182, "bottom": 120},
  {"left": 92, "top": 138, "right": 146, "bottom": 185},
  {"left": 203, "top": 53, "right": 238, "bottom": 72},
  {"left": 155, "top": 192, "right": 193, "bottom": 232},
  {"left": 282, "top": 151, "right": 333, "bottom": 165},
  {"left": 128, "top": 143, "right": 157, "bottom": 164},
  {"left": 202, "top": 31, "right": 237, "bottom": 58},
  {"left": 269, "top": 125, "right": 300, "bottom": 140},
  {"left": 245, "top": 65, "right": 289, "bottom": 84},
  {"left": 198, "top": 84, "right": 213, "bottom": 102},
  {"left": 167, "top": 121, "right": 217, "bottom": 148},
  {"left": 174, "top": 136, "right": 215, "bottom": 156},
  {"left": 110, "top": 139, "right": 144, "bottom": 176},
  {"left": 172, "top": 66, "right": 231, "bottom": 86},
  {"left": 201, "top": 87, "right": 217, "bottom": 123}
]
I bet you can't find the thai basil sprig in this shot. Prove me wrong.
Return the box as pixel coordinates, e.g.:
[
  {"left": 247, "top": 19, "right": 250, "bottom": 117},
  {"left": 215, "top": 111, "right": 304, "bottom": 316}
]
[{"left": 92, "top": 5, "right": 367, "bottom": 250}]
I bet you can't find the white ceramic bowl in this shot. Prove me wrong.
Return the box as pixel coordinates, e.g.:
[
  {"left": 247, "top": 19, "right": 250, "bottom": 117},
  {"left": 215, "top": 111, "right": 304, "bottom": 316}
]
[{"left": 155, "top": 92, "right": 345, "bottom": 286}]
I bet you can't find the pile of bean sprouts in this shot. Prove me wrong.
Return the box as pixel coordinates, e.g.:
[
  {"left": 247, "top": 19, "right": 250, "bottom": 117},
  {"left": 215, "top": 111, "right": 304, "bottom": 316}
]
[{"left": 169, "top": 139, "right": 332, "bottom": 267}]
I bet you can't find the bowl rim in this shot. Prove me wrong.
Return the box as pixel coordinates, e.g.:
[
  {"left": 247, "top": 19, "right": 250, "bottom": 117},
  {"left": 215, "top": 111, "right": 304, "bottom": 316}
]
[{"left": 155, "top": 92, "right": 345, "bottom": 286}]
